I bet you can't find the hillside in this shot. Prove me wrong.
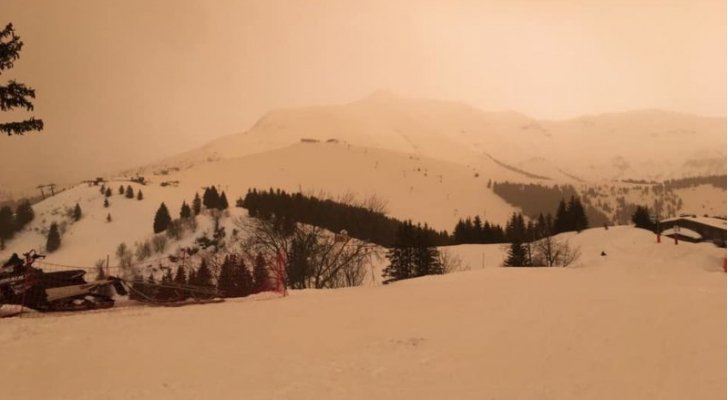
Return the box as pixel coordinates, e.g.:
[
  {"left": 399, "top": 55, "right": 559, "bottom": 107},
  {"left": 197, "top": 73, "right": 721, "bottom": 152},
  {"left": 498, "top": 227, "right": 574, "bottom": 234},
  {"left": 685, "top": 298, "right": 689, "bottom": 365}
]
[
  {"left": 145, "top": 93, "right": 726, "bottom": 183},
  {"left": 0, "top": 140, "right": 521, "bottom": 270},
  {"left": 1, "top": 227, "right": 724, "bottom": 400},
  {"left": 0, "top": 182, "right": 250, "bottom": 269}
]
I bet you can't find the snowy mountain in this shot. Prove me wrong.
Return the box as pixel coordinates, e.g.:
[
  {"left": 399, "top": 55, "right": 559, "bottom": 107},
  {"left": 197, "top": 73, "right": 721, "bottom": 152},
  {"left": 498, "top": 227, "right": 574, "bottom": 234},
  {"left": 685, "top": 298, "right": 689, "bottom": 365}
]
[{"left": 146, "top": 92, "right": 726, "bottom": 183}]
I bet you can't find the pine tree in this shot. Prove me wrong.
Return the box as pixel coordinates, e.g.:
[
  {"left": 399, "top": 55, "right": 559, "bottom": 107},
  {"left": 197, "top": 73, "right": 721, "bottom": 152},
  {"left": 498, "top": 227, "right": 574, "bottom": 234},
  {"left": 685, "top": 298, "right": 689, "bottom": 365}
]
[
  {"left": 632, "top": 206, "right": 655, "bottom": 231},
  {"left": 105, "top": 187, "right": 112, "bottom": 197},
  {"left": 568, "top": 196, "right": 589, "bottom": 232},
  {"left": 46, "top": 222, "right": 61, "bottom": 252},
  {"left": 0, "top": 23, "right": 43, "bottom": 135},
  {"left": 187, "top": 269, "right": 197, "bottom": 287},
  {"left": 505, "top": 212, "right": 527, "bottom": 242},
  {"left": 504, "top": 240, "right": 528, "bottom": 267},
  {"left": 382, "top": 221, "right": 417, "bottom": 283},
  {"left": 125, "top": 185, "right": 134, "bottom": 199},
  {"left": 153, "top": 202, "right": 172, "bottom": 233},
  {"left": 0, "top": 206, "right": 13, "bottom": 239},
  {"left": 413, "top": 227, "right": 442, "bottom": 277},
  {"left": 553, "top": 199, "right": 569, "bottom": 234},
  {"left": 118, "top": 185, "right": 124, "bottom": 195},
  {"left": 253, "top": 252, "right": 269, "bottom": 293},
  {"left": 73, "top": 203, "right": 82, "bottom": 221},
  {"left": 106, "top": 213, "right": 112, "bottom": 223},
  {"left": 237, "top": 258, "right": 254, "bottom": 296},
  {"left": 217, "top": 256, "right": 237, "bottom": 297},
  {"left": 104, "top": 198, "right": 110, "bottom": 208},
  {"left": 99, "top": 185, "right": 105, "bottom": 195},
  {"left": 287, "top": 236, "right": 311, "bottom": 289},
  {"left": 174, "top": 266, "right": 187, "bottom": 285},
  {"left": 217, "top": 255, "right": 252, "bottom": 297},
  {"left": 192, "top": 193, "right": 202, "bottom": 215},
  {"left": 14, "top": 200, "right": 34, "bottom": 229},
  {"left": 203, "top": 186, "right": 221, "bottom": 210},
  {"left": 195, "top": 259, "right": 213, "bottom": 288},
  {"left": 180, "top": 201, "right": 192, "bottom": 219},
  {"left": 136, "top": 190, "right": 143, "bottom": 200},
  {"left": 219, "top": 191, "right": 229, "bottom": 210}
]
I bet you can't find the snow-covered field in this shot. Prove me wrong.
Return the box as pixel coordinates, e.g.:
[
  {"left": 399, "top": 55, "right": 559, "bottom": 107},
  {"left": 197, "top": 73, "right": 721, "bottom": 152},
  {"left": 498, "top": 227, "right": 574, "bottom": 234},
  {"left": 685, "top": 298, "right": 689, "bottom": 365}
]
[{"left": 1, "top": 227, "right": 724, "bottom": 400}]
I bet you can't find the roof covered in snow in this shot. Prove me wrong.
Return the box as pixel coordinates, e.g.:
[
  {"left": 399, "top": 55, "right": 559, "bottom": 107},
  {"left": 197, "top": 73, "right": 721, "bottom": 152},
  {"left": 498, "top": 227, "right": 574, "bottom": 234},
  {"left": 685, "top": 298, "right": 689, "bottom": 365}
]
[{"left": 661, "top": 216, "right": 727, "bottom": 232}]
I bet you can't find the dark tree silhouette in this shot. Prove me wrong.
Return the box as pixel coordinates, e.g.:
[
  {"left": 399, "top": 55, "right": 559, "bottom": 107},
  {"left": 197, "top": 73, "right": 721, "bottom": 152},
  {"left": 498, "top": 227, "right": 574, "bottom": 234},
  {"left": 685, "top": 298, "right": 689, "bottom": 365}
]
[
  {"left": 180, "top": 201, "right": 192, "bottom": 219},
  {"left": 504, "top": 240, "right": 528, "bottom": 267},
  {"left": 46, "top": 222, "right": 61, "bottom": 252},
  {"left": 194, "top": 259, "right": 213, "bottom": 288},
  {"left": 0, "top": 23, "right": 43, "bottom": 135},
  {"left": 14, "top": 200, "right": 34, "bottom": 230},
  {"left": 174, "top": 266, "right": 187, "bottom": 285},
  {"left": 253, "top": 252, "right": 269, "bottom": 293},
  {"left": 0, "top": 206, "right": 13, "bottom": 239},
  {"left": 203, "top": 186, "right": 221, "bottom": 210},
  {"left": 631, "top": 206, "right": 655, "bottom": 231},
  {"left": 219, "top": 191, "right": 229, "bottom": 210},
  {"left": 153, "top": 202, "right": 172, "bottom": 233},
  {"left": 73, "top": 203, "right": 82, "bottom": 221},
  {"left": 192, "top": 193, "right": 202, "bottom": 215}
]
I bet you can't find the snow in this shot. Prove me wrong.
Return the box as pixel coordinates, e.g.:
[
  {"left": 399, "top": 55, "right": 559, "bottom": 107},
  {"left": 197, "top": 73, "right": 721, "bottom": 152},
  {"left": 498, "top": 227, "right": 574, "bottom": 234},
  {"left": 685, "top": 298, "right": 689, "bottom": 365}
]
[
  {"left": 674, "top": 185, "right": 727, "bottom": 218},
  {"left": 1, "top": 226, "right": 724, "bottom": 399}
]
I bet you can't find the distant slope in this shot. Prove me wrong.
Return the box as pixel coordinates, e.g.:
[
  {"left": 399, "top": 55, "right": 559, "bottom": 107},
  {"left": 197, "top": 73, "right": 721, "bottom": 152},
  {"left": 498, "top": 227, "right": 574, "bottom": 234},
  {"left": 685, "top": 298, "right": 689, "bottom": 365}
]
[
  {"left": 143, "top": 94, "right": 726, "bottom": 183},
  {"left": 168, "top": 142, "right": 519, "bottom": 231}
]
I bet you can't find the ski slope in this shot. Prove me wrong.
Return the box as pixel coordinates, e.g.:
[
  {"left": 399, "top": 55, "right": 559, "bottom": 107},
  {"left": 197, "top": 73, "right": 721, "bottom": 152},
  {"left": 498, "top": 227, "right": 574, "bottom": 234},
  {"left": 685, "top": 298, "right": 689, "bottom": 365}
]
[{"left": 1, "top": 227, "right": 724, "bottom": 400}]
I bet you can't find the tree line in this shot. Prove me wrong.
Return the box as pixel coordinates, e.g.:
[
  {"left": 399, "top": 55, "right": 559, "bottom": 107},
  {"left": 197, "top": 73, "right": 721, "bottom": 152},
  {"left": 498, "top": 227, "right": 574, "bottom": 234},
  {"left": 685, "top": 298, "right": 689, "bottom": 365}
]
[
  {"left": 453, "top": 196, "right": 589, "bottom": 245},
  {"left": 237, "top": 188, "right": 450, "bottom": 247},
  {"left": 492, "top": 181, "right": 609, "bottom": 227},
  {"left": 128, "top": 251, "right": 273, "bottom": 301},
  {"left": 0, "top": 200, "right": 34, "bottom": 248}
]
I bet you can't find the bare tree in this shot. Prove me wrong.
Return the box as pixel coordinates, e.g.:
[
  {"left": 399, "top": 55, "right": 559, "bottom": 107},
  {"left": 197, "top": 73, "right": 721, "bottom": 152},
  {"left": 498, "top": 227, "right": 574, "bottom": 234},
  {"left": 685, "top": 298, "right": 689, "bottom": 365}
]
[
  {"left": 438, "top": 248, "right": 466, "bottom": 273},
  {"left": 532, "top": 236, "right": 581, "bottom": 267},
  {"left": 235, "top": 216, "right": 375, "bottom": 289}
]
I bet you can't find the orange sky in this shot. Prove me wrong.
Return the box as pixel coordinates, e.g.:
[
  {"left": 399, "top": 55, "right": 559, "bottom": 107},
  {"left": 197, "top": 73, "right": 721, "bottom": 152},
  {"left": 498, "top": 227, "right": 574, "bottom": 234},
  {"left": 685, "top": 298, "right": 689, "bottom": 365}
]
[{"left": 1, "top": 0, "right": 725, "bottom": 189}]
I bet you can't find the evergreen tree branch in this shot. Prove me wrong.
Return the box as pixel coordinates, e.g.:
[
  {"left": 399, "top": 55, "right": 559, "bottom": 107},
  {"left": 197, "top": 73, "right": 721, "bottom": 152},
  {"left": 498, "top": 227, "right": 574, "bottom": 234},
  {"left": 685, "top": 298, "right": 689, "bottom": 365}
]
[
  {"left": 0, "top": 23, "right": 22, "bottom": 74},
  {"left": 0, "top": 80, "right": 36, "bottom": 111},
  {"left": 0, "top": 116, "right": 43, "bottom": 135}
]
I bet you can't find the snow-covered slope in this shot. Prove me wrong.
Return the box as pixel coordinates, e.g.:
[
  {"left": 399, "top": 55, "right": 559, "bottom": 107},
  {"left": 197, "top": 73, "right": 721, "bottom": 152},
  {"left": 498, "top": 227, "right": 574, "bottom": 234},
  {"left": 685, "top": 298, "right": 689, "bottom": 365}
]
[
  {"left": 1, "top": 227, "right": 724, "bottom": 400},
  {"left": 0, "top": 182, "right": 248, "bottom": 269},
  {"left": 0, "top": 142, "right": 519, "bottom": 265},
  {"left": 168, "top": 142, "right": 518, "bottom": 230}
]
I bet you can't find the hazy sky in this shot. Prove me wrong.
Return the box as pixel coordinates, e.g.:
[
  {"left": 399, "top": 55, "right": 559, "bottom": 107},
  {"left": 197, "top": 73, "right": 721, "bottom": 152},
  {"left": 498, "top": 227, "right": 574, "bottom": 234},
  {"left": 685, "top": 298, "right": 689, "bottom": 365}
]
[{"left": 1, "top": 0, "right": 725, "bottom": 190}]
